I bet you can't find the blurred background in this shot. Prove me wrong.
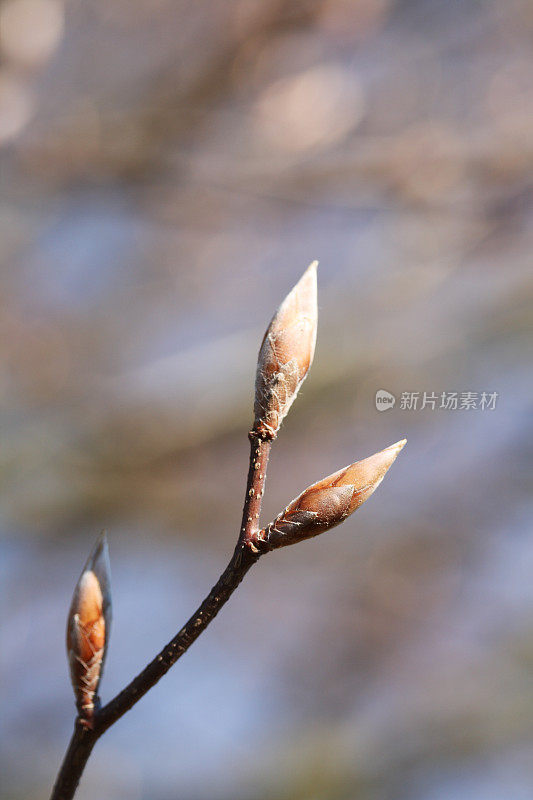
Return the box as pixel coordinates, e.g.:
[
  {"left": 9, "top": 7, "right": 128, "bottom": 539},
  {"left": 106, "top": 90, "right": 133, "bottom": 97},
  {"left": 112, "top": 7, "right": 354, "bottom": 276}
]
[{"left": 1, "top": 0, "right": 533, "bottom": 798}]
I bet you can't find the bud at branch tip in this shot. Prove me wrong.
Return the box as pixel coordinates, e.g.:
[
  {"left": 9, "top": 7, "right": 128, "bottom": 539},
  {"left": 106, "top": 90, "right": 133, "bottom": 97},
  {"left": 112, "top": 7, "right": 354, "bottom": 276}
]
[{"left": 254, "top": 261, "right": 318, "bottom": 438}]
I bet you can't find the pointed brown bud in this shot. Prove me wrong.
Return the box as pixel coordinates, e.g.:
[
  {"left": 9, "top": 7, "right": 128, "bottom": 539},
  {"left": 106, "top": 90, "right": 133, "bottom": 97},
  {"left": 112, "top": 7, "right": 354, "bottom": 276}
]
[
  {"left": 254, "top": 262, "right": 318, "bottom": 438},
  {"left": 66, "top": 532, "right": 111, "bottom": 726},
  {"left": 262, "top": 439, "right": 406, "bottom": 549}
]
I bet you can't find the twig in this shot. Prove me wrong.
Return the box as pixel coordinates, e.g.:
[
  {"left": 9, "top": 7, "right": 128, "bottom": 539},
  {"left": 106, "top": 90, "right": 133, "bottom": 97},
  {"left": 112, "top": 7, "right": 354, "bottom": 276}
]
[
  {"left": 50, "top": 723, "right": 97, "bottom": 800},
  {"left": 51, "top": 542, "right": 263, "bottom": 799},
  {"left": 239, "top": 430, "right": 274, "bottom": 547},
  {"left": 50, "top": 263, "right": 405, "bottom": 800},
  {"left": 51, "top": 427, "right": 273, "bottom": 800}
]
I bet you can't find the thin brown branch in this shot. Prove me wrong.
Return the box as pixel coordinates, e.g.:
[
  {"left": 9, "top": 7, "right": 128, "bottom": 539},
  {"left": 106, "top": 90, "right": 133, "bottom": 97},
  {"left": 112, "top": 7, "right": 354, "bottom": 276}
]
[
  {"left": 96, "top": 542, "right": 260, "bottom": 733},
  {"left": 239, "top": 430, "right": 274, "bottom": 547},
  {"left": 50, "top": 431, "right": 272, "bottom": 800},
  {"left": 49, "top": 264, "right": 405, "bottom": 800},
  {"left": 50, "top": 723, "right": 97, "bottom": 800}
]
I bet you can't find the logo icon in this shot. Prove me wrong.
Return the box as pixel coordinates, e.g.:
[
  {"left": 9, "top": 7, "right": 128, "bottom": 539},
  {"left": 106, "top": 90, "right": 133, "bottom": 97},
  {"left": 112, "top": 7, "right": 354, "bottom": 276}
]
[{"left": 375, "top": 389, "right": 396, "bottom": 411}]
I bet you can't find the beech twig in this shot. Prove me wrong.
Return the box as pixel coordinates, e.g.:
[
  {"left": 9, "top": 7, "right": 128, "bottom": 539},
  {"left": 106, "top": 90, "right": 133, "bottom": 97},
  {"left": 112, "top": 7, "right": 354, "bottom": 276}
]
[{"left": 50, "top": 262, "right": 405, "bottom": 800}]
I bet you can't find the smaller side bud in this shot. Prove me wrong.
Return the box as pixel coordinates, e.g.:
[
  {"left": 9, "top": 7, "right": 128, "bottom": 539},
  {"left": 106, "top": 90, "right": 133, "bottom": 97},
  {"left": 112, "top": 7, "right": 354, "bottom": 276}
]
[
  {"left": 254, "top": 262, "right": 318, "bottom": 439},
  {"left": 66, "top": 531, "right": 111, "bottom": 726},
  {"left": 262, "top": 439, "right": 406, "bottom": 549}
]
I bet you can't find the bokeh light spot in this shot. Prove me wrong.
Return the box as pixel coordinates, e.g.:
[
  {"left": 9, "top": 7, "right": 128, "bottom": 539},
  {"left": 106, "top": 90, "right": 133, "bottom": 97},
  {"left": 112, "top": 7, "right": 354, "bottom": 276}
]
[
  {"left": 0, "top": 0, "right": 64, "bottom": 69},
  {"left": 253, "top": 63, "right": 365, "bottom": 154}
]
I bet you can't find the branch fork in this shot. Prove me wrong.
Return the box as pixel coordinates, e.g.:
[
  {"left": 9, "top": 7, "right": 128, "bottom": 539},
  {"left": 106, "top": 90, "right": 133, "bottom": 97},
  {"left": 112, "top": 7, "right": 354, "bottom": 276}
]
[{"left": 50, "top": 262, "right": 405, "bottom": 800}]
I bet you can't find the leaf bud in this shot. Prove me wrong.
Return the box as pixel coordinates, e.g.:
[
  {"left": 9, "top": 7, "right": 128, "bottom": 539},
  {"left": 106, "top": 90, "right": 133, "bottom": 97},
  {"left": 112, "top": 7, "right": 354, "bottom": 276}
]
[
  {"left": 66, "top": 532, "right": 111, "bottom": 725},
  {"left": 254, "top": 262, "right": 318, "bottom": 438},
  {"left": 263, "top": 439, "right": 406, "bottom": 548}
]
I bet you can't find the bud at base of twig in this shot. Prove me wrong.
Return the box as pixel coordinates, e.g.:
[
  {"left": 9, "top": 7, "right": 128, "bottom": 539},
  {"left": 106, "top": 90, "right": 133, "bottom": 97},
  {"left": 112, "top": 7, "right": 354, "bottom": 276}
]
[
  {"left": 66, "top": 532, "right": 111, "bottom": 726},
  {"left": 260, "top": 439, "right": 406, "bottom": 549}
]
